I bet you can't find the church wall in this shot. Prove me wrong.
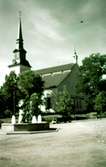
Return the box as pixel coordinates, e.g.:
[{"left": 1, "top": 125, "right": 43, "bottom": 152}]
[
  {"left": 57, "top": 64, "right": 80, "bottom": 96},
  {"left": 50, "top": 64, "right": 84, "bottom": 113},
  {"left": 20, "top": 65, "right": 31, "bottom": 73},
  {"left": 9, "top": 65, "right": 20, "bottom": 75}
]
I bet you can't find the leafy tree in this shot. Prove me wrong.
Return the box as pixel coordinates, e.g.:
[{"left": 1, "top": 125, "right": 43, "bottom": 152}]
[
  {"left": 55, "top": 87, "right": 73, "bottom": 117},
  {"left": 79, "top": 53, "right": 106, "bottom": 112},
  {"left": 0, "top": 70, "right": 44, "bottom": 119},
  {"left": 98, "top": 76, "right": 106, "bottom": 91},
  {"left": 30, "top": 93, "right": 42, "bottom": 116},
  {"left": 0, "top": 90, "right": 7, "bottom": 117},
  {"left": 22, "top": 93, "right": 42, "bottom": 123},
  {"left": 0, "top": 71, "right": 21, "bottom": 116},
  {"left": 18, "top": 70, "right": 44, "bottom": 97},
  {"left": 95, "top": 91, "right": 106, "bottom": 117},
  {"left": 18, "top": 71, "right": 44, "bottom": 122},
  {"left": 22, "top": 96, "right": 32, "bottom": 123}
]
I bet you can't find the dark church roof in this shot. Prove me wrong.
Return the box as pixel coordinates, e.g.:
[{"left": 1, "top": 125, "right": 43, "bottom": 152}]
[
  {"left": 34, "top": 63, "right": 74, "bottom": 75},
  {"left": 42, "top": 71, "right": 70, "bottom": 89},
  {"left": 34, "top": 63, "right": 75, "bottom": 89}
]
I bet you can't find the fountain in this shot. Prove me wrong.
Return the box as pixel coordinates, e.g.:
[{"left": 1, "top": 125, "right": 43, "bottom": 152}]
[{"left": 1, "top": 98, "right": 56, "bottom": 134}]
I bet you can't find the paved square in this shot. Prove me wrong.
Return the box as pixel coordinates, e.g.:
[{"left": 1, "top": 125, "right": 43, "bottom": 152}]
[{"left": 0, "top": 119, "right": 106, "bottom": 167}]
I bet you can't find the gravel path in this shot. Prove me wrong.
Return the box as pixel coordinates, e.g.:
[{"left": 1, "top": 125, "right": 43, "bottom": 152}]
[{"left": 0, "top": 118, "right": 106, "bottom": 167}]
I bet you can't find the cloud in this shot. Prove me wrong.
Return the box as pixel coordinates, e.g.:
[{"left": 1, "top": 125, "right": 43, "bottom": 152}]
[{"left": 0, "top": 0, "right": 106, "bottom": 85}]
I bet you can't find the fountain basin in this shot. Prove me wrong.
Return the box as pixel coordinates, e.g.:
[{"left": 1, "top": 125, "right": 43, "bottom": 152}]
[{"left": 1, "top": 122, "right": 50, "bottom": 132}]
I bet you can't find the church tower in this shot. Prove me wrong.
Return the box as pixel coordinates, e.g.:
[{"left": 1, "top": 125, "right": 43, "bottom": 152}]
[{"left": 8, "top": 13, "right": 31, "bottom": 75}]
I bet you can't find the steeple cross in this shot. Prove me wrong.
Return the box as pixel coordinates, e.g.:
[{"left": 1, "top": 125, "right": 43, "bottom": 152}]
[{"left": 74, "top": 49, "right": 78, "bottom": 64}]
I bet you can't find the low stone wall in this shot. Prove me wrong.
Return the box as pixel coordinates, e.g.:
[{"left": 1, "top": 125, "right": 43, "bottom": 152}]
[{"left": 1, "top": 122, "right": 50, "bottom": 132}]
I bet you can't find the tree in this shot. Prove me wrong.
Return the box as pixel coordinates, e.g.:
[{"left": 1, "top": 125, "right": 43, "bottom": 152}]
[
  {"left": 98, "top": 76, "right": 106, "bottom": 91},
  {"left": 55, "top": 87, "right": 73, "bottom": 118},
  {"left": 0, "top": 71, "right": 21, "bottom": 116},
  {"left": 22, "top": 93, "right": 42, "bottom": 123},
  {"left": 0, "top": 70, "right": 44, "bottom": 119},
  {"left": 30, "top": 93, "right": 42, "bottom": 116},
  {"left": 18, "top": 71, "right": 44, "bottom": 122},
  {"left": 95, "top": 91, "right": 106, "bottom": 117},
  {"left": 0, "top": 90, "right": 7, "bottom": 117},
  {"left": 18, "top": 70, "right": 44, "bottom": 97},
  {"left": 79, "top": 53, "right": 106, "bottom": 112},
  {"left": 22, "top": 96, "right": 32, "bottom": 123}
]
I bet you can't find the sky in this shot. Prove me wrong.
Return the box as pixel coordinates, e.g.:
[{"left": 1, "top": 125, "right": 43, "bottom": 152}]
[{"left": 0, "top": 0, "right": 106, "bottom": 85}]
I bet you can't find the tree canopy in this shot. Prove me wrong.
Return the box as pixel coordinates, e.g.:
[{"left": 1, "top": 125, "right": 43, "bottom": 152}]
[
  {"left": 0, "top": 70, "right": 44, "bottom": 118},
  {"left": 79, "top": 53, "right": 106, "bottom": 112},
  {"left": 18, "top": 70, "right": 44, "bottom": 97},
  {"left": 18, "top": 71, "right": 44, "bottom": 122},
  {"left": 0, "top": 71, "right": 20, "bottom": 116},
  {"left": 95, "top": 91, "right": 106, "bottom": 115},
  {"left": 55, "top": 87, "right": 73, "bottom": 117}
]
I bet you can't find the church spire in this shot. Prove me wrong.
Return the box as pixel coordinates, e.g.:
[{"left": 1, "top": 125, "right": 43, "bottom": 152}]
[
  {"left": 8, "top": 12, "right": 31, "bottom": 74},
  {"left": 19, "top": 12, "right": 23, "bottom": 41},
  {"left": 16, "top": 11, "right": 24, "bottom": 50}
]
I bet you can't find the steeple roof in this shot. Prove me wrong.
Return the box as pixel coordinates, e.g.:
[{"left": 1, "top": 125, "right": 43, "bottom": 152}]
[
  {"left": 19, "top": 16, "right": 23, "bottom": 41},
  {"left": 15, "top": 12, "right": 24, "bottom": 51}
]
